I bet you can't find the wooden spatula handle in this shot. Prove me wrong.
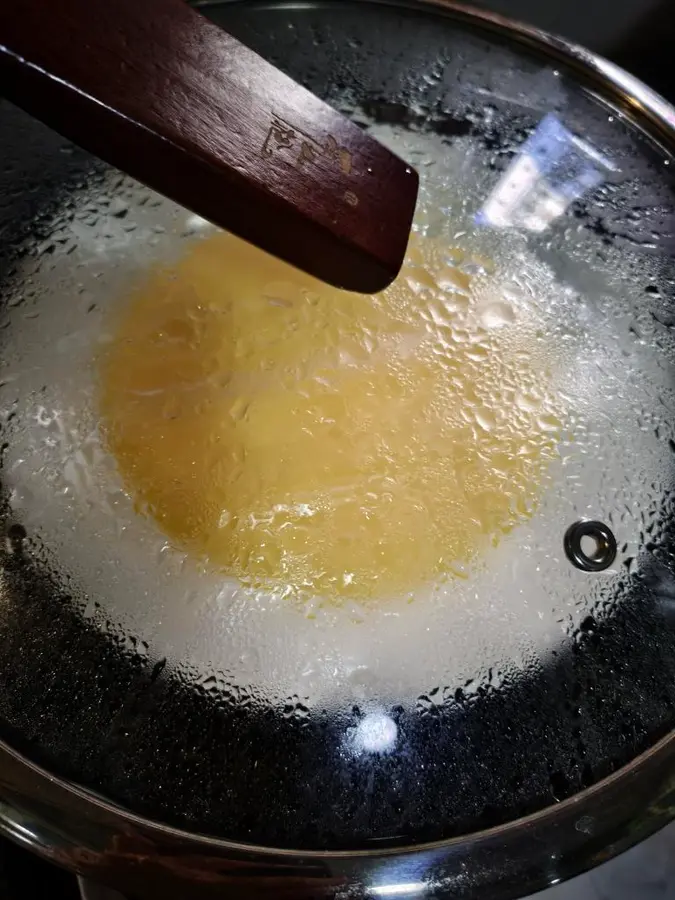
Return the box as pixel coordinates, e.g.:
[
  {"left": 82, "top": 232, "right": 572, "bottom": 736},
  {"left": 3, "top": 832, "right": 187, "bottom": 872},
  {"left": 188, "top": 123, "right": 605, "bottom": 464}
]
[{"left": 0, "top": 0, "right": 418, "bottom": 292}]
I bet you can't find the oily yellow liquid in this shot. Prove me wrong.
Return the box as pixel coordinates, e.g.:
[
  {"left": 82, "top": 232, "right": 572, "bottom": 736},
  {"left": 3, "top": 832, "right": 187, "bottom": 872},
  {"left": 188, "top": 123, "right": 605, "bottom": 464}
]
[{"left": 99, "top": 231, "right": 561, "bottom": 603}]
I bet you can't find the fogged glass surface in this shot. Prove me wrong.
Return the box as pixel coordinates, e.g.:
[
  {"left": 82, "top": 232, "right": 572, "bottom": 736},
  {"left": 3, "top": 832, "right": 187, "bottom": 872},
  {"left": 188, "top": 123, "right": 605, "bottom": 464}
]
[{"left": 0, "top": 0, "right": 675, "bottom": 850}]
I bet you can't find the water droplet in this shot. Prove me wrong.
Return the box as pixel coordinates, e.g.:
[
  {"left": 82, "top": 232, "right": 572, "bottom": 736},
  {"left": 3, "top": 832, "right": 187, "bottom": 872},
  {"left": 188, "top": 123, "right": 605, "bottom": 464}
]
[
  {"left": 481, "top": 301, "right": 515, "bottom": 329},
  {"left": 108, "top": 198, "right": 129, "bottom": 218},
  {"left": 5, "top": 523, "right": 26, "bottom": 555}
]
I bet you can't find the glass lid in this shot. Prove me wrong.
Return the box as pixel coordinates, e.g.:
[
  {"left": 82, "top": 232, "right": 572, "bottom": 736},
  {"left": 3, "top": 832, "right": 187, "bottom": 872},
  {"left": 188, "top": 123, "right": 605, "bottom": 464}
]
[{"left": 1, "top": 0, "right": 675, "bottom": 851}]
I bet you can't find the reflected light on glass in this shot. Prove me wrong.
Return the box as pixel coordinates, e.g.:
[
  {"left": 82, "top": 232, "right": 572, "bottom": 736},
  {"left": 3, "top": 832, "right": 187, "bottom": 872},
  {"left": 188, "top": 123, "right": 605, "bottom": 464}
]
[
  {"left": 372, "top": 882, "right": 426, "bottom": 896},
  {"left": 352, "top": 712, "right": 398, "bottom": 754},
  {"left": 476, "top": 113, "right": 616, "bottom": 233}
]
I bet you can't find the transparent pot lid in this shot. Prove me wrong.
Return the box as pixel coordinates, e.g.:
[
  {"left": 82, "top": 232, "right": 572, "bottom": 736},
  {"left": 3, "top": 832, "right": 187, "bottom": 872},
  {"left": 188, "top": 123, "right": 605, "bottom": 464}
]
[{"left": 1, "top": 0, "right": 675, "bottom": 852}]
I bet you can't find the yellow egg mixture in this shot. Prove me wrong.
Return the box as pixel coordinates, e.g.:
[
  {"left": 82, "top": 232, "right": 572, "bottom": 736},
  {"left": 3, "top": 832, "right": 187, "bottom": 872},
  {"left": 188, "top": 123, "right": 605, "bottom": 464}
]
[{"left": 99, "top": 231, "right": 561, "bottom": 603}]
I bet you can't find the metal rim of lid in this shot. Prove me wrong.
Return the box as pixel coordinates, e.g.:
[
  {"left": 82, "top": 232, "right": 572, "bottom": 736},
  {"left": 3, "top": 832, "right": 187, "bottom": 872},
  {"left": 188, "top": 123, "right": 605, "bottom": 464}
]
[
  {"left": 77, "top": 878, "right": 126, "bottom": 900},
  {"left": 1, "top": 2, "right": 675, "bottom": 898}
]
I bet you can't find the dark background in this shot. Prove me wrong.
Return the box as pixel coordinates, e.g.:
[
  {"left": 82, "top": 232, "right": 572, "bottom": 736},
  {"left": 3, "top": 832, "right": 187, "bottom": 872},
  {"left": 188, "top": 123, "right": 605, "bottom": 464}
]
[{"left": 475, "top": 0, "right": 673, "bottom": 101}]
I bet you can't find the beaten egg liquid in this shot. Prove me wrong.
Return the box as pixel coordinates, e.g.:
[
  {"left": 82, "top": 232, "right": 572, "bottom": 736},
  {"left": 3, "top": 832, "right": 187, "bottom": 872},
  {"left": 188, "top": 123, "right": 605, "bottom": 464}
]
[{"left": 99, "top": 231, "right": 561, "bottom": 603}]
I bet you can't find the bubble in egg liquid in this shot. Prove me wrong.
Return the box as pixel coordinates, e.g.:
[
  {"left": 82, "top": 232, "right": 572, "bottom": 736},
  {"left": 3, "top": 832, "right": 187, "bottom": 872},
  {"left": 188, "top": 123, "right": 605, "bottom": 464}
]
[{"left": 98, "top": 227, "right": 564, "bottom": 605}]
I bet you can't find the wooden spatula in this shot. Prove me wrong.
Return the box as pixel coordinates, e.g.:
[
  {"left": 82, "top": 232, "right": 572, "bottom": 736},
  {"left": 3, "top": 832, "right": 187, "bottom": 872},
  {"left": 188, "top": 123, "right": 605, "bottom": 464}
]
[{"left": 0, "top": 0, "right": 418, "bottom": 293}]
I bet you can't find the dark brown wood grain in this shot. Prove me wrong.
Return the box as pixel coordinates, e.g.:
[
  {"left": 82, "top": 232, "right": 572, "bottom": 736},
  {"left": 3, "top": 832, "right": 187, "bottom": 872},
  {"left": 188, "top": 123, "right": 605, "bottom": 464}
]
[{"left": 0, "top": 0, "right": 418, "bottom": 292}]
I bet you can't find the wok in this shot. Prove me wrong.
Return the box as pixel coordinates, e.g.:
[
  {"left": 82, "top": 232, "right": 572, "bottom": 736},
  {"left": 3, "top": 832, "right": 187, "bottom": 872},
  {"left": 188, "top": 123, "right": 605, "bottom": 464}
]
[{"left": 1, "top": 1, "right": 675, "bottom": 898}]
